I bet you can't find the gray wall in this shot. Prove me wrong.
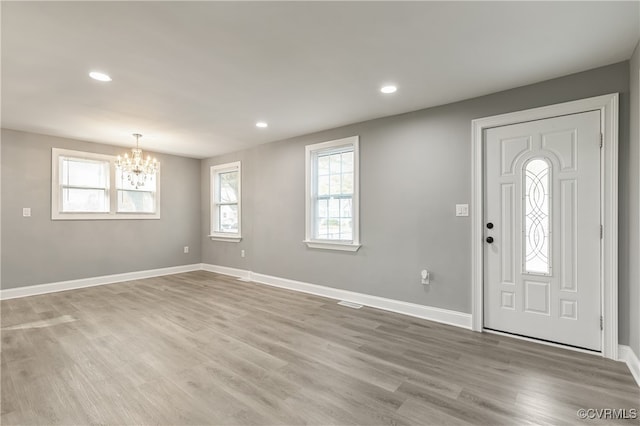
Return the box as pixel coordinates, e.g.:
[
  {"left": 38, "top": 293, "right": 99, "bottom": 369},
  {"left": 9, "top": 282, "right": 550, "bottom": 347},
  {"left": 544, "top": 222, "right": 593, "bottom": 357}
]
[
  {"left": 202, "top": 62, "right": 631, "bottom": 328},
  {"left": 1, "top": 129, "right": 202, "bottom": 288},
  {"left": 628, "top": 42, "right": 640, "bottom": 359}
]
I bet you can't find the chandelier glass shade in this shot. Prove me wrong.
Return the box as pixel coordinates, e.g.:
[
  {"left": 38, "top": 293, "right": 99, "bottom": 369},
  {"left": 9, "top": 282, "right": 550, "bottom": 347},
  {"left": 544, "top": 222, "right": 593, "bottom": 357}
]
[{"left": 115, "top": 133, "right": 158, "bottom": 189}]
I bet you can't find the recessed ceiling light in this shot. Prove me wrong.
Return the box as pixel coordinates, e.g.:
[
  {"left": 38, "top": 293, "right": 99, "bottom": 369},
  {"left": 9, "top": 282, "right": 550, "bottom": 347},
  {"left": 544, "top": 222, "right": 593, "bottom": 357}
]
[
  {"left": 380, "top": 85, "right": 397, "bottom": 94},
  {"left": 256, "top": 121, "right": 268, "bottom": 128},
  {"left": 89, "top": 71, "right": 112, "bottom": 82}
]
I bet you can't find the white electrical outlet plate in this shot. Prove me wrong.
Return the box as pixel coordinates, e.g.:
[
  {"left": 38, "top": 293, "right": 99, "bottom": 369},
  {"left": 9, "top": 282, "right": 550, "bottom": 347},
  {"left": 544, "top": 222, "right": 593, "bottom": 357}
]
[
  {"left": 22, "top": 208, "right": 31, "bottom": 217},
  {"left": 183, "top": 246, "right": 189, "bottom": 254},
  {"left": 455, "top": 204, "right": 469, "bottom": 217}
]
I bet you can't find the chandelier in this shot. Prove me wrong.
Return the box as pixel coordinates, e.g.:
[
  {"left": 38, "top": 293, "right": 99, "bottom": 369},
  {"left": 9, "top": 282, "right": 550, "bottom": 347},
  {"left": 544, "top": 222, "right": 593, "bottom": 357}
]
[{"left": 115, "top": 133, "right": 158, "bottom": 189}]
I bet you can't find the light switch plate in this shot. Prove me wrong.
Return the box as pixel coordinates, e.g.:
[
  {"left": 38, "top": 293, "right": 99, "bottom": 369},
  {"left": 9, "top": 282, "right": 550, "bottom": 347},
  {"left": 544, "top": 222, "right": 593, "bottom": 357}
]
[
  {"left": 455, "top": 204, "right": 469, "bottom": 217},
  {"left": 22, "top": 207, "right": 31, "bottom": 217}
]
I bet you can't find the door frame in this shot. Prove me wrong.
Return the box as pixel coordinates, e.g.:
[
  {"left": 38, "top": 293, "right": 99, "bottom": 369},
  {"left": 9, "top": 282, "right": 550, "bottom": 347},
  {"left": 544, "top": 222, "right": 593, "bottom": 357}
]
[{"left": 471, "top": 93, "right": 619, "bottom": 360}]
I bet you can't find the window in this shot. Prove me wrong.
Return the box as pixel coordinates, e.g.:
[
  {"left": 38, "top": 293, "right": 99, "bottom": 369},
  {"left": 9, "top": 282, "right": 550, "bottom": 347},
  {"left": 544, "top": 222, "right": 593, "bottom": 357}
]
[
  {"left": 59, "top": 155, "right": 110, "bottom": 213},
  {"left": 117, "top": 169, "right": 157, "bottom": 214},
  {"left": 210, "top": 161, "right": 241, "bottom": 241},
  {"left": 305, "top": 136, "right": 360, "bottom": 251},
  {"left": 51, "top": 148, "right": 160, "bottom": 220}
]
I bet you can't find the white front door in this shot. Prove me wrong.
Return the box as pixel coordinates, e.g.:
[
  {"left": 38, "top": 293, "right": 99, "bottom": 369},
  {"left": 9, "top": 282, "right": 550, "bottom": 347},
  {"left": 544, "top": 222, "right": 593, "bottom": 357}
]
[{"left": 483, "top": 110, "right": 602, "bottom": 351}]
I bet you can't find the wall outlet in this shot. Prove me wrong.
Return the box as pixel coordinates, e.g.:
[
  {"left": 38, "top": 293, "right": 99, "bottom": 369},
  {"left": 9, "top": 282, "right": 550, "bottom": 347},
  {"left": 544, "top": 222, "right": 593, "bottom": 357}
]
[
  {"left": 455, "top": 204, "right": 469, "bottom": 217},
  {"left": 241, "top": 249, "right": 245, "bottom": 258},
  {"left": 421, "top": 269, "right": 430, "bottom": 285},
  {"left": 183, "top": 246, "right": 189, "bottom": 254},
  {"left": 22, "top": 207, "right": 31, "bottom": 217}
]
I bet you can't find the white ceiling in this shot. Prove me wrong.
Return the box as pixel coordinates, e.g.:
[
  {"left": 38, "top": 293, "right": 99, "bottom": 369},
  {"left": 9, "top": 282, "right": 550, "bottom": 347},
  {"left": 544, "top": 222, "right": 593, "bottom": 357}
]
[{"left": 2, "top": 1, "right": 639, "bottom": 159}]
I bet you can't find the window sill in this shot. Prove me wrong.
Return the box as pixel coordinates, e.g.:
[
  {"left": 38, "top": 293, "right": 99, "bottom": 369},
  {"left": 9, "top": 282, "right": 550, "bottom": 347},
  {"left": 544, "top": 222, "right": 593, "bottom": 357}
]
[
  {"left": 52, "top": 212, "right": 160, "bottom": 220},
  {"left": 209, "top": 234, "right": 242, "bottom": 242},
  {"left": 304, "top": 240, "right": 361, "bottom": 252}
]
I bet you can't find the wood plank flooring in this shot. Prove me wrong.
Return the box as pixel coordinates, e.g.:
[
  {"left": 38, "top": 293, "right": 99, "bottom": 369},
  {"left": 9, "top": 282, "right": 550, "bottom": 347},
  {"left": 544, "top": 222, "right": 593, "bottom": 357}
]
[{"left": 1, "top": 271, "right": 638, "bottom": 425}]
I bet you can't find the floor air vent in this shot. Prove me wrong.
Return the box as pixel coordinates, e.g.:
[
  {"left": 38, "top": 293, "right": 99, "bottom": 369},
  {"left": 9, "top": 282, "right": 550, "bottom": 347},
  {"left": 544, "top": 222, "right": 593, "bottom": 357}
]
[{"left": 338, "top": 300, "right": 363, "bottom": 309}]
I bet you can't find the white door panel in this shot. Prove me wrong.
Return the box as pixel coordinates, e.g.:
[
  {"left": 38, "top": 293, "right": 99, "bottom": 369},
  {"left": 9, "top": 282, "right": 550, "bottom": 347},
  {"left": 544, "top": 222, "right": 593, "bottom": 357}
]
[{"left": 484, "top": 110, "right": 601, "bottom": 350}]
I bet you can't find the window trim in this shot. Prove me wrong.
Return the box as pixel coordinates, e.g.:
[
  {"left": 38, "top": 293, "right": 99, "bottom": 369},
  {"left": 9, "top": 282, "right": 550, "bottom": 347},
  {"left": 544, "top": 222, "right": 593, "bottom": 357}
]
[
  {"left": 209, "top": 161, "right": 242, "bottom": 242},
  {"left": 51, "top": 148, "right": 161, "bottom": 220},
  {"left": 304, "top": 136, "right": 361, "bottom": 252}
]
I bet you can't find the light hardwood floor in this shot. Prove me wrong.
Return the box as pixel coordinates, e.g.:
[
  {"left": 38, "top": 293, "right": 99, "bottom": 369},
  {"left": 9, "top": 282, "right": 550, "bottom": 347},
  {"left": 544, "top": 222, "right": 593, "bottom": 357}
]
[{"left": 1, "top": 271, "right": 638, "bottom": 425}]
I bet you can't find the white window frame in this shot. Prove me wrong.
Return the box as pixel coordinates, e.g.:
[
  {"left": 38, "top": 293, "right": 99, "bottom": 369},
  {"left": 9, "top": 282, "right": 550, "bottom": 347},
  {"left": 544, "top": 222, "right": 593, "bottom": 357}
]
[
  {"left": 51, "top": 148, "right": 161, "bottom": 220},
  {"left": 210, "top": 161, "right": 242, "bottom": 242},
  {"left": 304, "top": 136, "right": 361, "bottom": 252}
]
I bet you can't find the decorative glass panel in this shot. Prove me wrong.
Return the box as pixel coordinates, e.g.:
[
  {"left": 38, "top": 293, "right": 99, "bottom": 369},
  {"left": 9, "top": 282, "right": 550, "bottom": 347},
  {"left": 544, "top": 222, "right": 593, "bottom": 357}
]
[{"left": 524, "top": 159, "right": 550, "bottom": 274}]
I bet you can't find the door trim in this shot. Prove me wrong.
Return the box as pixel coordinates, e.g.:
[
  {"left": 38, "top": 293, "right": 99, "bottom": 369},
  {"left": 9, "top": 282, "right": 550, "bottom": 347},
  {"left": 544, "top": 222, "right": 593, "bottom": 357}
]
[{"left": 471, "top": 93, "right": 619, "bottom": 360}]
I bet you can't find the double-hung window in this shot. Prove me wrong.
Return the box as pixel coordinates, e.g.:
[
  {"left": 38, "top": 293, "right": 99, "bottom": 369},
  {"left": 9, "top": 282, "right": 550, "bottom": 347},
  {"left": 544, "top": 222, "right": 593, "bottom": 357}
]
[
  {"left": 51, "top": 148, "right": 160, "bottom": 220},
  {"left": 210, "top": 161, "right": 242, "bottom": 241},
  {"left": 58, "top": 153, "right": 111, "bottom": 213},
  {"left": 116, "top": 169, "right": 158, "bottom": 214},
  {"left": 305, "top": 136, "right": 360, "bottom": 251}
]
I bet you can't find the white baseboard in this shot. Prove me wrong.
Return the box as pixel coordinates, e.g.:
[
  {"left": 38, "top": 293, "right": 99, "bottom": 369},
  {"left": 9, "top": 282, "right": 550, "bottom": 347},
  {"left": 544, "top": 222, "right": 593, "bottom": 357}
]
[
  {"left": 0, "top": 264, "right": 202, "bottom": 300},
  {"left": 235, "top": 268, "right": 471, "bottom": 329},
  {"left": 619, "top": 345, "right": 640, "bottom": 387},
  {"left": 0, "top": 262, "right": 470, "bottom": 330},
  {"left": 201, "top": 263, "right": 251, "bottom": 281}
]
